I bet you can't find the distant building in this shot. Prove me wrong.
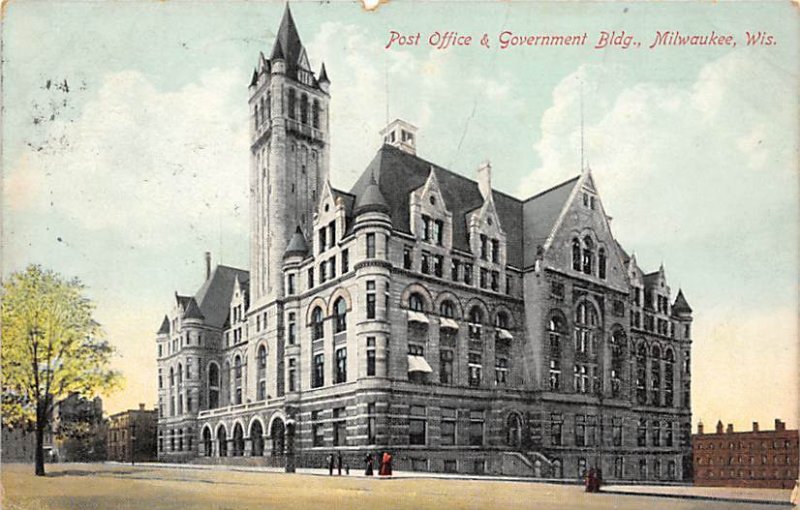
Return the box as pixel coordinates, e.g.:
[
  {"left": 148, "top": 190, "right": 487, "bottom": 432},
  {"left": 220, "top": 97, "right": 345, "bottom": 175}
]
[
  {"left": 693, "top": 419, "right": 799, "bottom": 489},
  {"left": 107, "top": 404, "right": 158, "bottom": 463},
  {"left": 52, "top": 393, "right": 106, "bottom": 462},
  {"left": 1, "top": 425, "right": 53, "bottom": 463}
]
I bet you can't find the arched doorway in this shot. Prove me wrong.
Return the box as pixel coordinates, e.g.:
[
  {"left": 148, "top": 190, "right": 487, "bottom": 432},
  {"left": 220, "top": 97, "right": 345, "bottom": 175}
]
[
  {"left": 202, "top": 427, "right": 212, "bottom": 457},
  {"left": 217, "top": 426, "right": 228, "bottom": 457},
  {"left": 271, "top": 417, "right": 285, "bottom": 456},
  {"left": 506, "top": 413, "right": 523, "bottom": 449},
  {"left": 250, "top": 421, "right": 264, "bottom": 456},
  {"left": 232, "top": 423, "right": 245, "bottom": 457}
]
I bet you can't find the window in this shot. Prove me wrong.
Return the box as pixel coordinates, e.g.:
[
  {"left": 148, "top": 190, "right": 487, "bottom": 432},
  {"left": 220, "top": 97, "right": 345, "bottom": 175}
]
[
  {"left": 613, "top": 418, "right": 623, "bottom": 446},
  {"left": 479, "top": 234, "right": 488, "bottom": 260},
  {"left": 311, "top": 307, "right": 324, "bottom": 340},
  {"left": 208, "top": 363, "right": 219, "bottom": 409},
  {"left": 433, "top": 219, "right": 444, "bottom": 245},
  {"left": 288, "top": 358, "right": 296, "bottom": 392},
  {"left": 333, "top": 408, "right": 346, "bottom": 446},
  {"left": 651, "top": 345, "right": 662, "bottom": 405},
  {"left": 665, "top": 350, "right": 675, "bottom": 406},
  {"left": 582, "top": 237, "right": 594, "bottom": 275},
  {"left": 300, "top": 93, "right": 309, "bottom": 124},
  {"left": 575, "top": 415, "right": 586, "bottom": 446},
  {"left": 598, "top": 248, "right": 607, "bottom": 279},
  {"left": 257, "top": 345, "right": 267, "bottom": 400},
  {"left": 610, "top": 329, "right": 626, "bottom": 398},
  {"left": 637, "top": 419, "right": 647, "bottom": 446},
  {"left": 652, "top": 421, "right": 661, "bottom": 446},
  {"left": 468, "top": 353, "right": 482, "bottom": 387},
  {"left": 341, "top": 249, "right": 349, "bottom": 274},
  {"left": 421, "top": 252, "right": 430, "bottom": 274},
  {"left": 491, "top": 239, "right": 499, "bottom": 263},
  {"left": 287, "top": 313, "right": 296, "bottom": 344},
  {"left": 479, "top": 268, "right": 488, "bottom": 288},
  {"left": 328, "top": 256, "right": 336, "bottom": 279},
  {"left": 574, "top": 364, "right": 589, "bottom": 393},
  {"left": 551, "top": 414, "right": 563, "bottom": 446},
  {"left": 318, "top": 228, "right": 327, "bottom": 254},
  {"left": 312, "top": 411, "right": 324, "bottom": 447},
  {"left": 572, "top": 238, "right": 581, "bottom": 271},
  {"left": 409, "top": 406, "right": 427, "bottom": 446},
  {"left": 367, "top": 281, "right": 377, "bottom": 319},
  {"left": 495, "top": 357, "right": 508, "bottom": 384},
  {"left": 366, "top": 337, "right": 376, "bottom": 376},
  {"left": 463, "top": 263, "right": 473, "bottom": 285},
  {"left": 439, "top": 300, "right": 455, "bottom": 318},
  {"left": 440, "top": 349, "right": 454, "bottom": 384},
  {"left": 441, "top": 408, "right": 456, "bottom": 446},
  {"left": 307, "top": 267, "right": 314, "bottom": 288},
  {"left": 234, "top": 356, "right": 243, "bottom": 405},
  {"left": 319, "top": 261, "right": 327, "bottom": 283},
  {"left": 334, "top": 298, "right": 347, "bottom": 333},
  {"left": 335, "top": 348, "right": 347, "bottom": 383},
  {"left": 327, "top": 221, "right": 336, "bottom": 249},
  {"left": 287, "top": 89, "right": 296, "bottom": 120},
  {"left": 158, "top": 368, "right": 163, "bottom": 389},
  {"left": 469, "top": 411, "right": 484, "bottom": 446},
  {"left": 490, "top": 271, "right": 499, "bottom": 292},
  {"left": 574, "top": 301, "right": 598, "bottom": 356},
  {"left": 548, "top": 317, "right": 563, "bottom": 391},
  {"left": 409, "top": 293, "right": 425, "bottom": 312},
  {"left": 366, "top": 233, "right": 376, "bottom": 258},
  {"left": 578, "top": 458, "right": 588, "bottom": 479},
  {"left": 451, "top": 259, "right": 460, "bottom": 280},
  {"left": 287, "top": 274, "right": 295, "bottom": 295},
  {"left": 636, "top": 343, "right": 648, "bottom": 404},
  {"left": 421, "top": 215, "right": 431, "bottom": 241},
  {"left": 433, "top": 255, "right": 443, "bottom": 277},
  {"left": 505, "top": 275, "right": 512, "bottom": 295},
  {"left": 312, "top": 353, "right": 324, "bottom": 388},
  {"left": 367, "top": 403, "right": 377, "bottom": 444},
  {"left": 468, "top": 307, "right": 483, "bottom": 339},
  {"left": 403, "top": 246, "right": 413, "bottom": 269}
]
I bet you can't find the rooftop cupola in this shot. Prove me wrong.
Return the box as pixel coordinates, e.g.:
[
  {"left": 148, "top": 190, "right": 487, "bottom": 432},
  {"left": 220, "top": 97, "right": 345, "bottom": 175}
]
[{"left": 380, "top": 119, "right": 417, "bottom": 155}]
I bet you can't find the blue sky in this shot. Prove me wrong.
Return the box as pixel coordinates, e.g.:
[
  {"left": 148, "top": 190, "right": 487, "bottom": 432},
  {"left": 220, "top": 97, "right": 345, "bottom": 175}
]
[{"left": 3, "top": 1, "right": 798, "bottom": 428}]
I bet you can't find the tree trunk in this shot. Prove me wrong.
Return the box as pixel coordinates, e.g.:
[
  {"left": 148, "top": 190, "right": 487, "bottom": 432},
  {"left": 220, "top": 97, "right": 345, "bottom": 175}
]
[{"left": 35, "top": 403, "right": 46, "bottom": 476}]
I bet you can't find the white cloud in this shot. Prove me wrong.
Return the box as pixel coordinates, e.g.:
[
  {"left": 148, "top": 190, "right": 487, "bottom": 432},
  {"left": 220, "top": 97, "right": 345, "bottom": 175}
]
[{"left": 6, "top": 68, "right": 249, "bottom": 246}]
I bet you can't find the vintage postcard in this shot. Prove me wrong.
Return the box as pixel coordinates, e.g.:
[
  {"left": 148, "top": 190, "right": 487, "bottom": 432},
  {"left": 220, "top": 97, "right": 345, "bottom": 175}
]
[{"left": 1, "top": 1, "right": 798, "bottom": 509}]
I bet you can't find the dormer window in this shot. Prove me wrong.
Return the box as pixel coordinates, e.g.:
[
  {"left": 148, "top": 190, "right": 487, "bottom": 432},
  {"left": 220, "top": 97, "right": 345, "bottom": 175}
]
[
  {"left": 491, "top": 239, "right": 499, "bottom": 263},
  {"left": 480, "top": 235, "right": 488, "bottom": 260}
]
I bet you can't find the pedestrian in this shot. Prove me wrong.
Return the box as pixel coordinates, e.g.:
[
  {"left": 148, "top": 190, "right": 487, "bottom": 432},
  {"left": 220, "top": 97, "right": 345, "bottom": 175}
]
[
  {"left": 345, "top": 463, "right": 350, "bottom": 476},
  {"left": 594, "top": 468, "right": 603, "bottom": 492},
  {"left": 379, "top": 451, "right": 392, "bottom": 476},
  {"left": 365, "top": 453, "right": 374, "bottom": 476},
  {"left": 327, "top": 453, "right": 334, "bottom": 476},
  {"left": 337, "top": 451, "right": 343, "bottom": 476},
  {"left": 585, "top": 468, "right": 595, "bottom": 492}
]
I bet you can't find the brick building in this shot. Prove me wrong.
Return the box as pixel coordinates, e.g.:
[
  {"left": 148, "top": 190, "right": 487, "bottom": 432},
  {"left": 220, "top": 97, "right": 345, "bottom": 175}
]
[
  {"left": 107, "top": 404, "right": 158, "bottom": 463},
  {"left": 156, "top": 5, "right": 694, "bottom": 480},
  {"left": 51, "top": 393, "right": 106, "bottom": 462},
  {"left": 693, "top": 419, "right": 798, "bottom": 489}
]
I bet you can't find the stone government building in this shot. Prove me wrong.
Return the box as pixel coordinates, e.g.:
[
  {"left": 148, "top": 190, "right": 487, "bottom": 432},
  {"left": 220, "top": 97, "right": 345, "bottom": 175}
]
[{"left": 156, "top": 6, "right": 694, "bottom": 480}]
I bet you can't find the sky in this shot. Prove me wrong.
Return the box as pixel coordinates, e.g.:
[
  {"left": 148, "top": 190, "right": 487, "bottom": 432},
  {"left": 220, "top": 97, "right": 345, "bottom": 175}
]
[{"left": 3, "top": 1, "right": 798, "bottom": 430}]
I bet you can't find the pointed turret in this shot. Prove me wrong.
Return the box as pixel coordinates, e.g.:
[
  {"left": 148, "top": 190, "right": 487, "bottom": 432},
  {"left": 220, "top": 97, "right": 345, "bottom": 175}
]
[
  {"left": 157, "top": 315, "right": 170, "bottom": 335},
  {"left": 318, "top": 62, "right": 330, "bottom": 92},
  {"left": 284, "top": 226, "right": 309, "bottom": 258},
  {"left": 249, "top": 68, "right": 259, "bottom": 87},
  {"left": 271, "top": 4, "right": 304, "bottom": 69},
  {"left": 183, "top": 298, "right": 205, "bottom": 320},
  {"left": 354, "top": 172, "right": 390, "bottom": 215},
  {"left": 673, "top": 289, "right": 692, "bottom": 315}
]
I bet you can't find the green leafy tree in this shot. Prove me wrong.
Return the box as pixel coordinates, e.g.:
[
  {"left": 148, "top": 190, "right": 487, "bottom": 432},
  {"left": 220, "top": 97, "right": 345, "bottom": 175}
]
[{"left": 2, "top": 265, "right": 122, "bottom": 475}]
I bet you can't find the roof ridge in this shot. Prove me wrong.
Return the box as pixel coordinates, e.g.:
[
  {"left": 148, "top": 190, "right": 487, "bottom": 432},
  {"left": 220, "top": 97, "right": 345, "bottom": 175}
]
[{"left": 522, "top": 175, "right": 581, "bottom": 203}]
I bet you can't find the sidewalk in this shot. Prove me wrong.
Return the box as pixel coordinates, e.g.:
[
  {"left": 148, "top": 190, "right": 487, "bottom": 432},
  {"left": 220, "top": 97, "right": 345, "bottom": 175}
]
[{"left": 108, "top": 462, "right": 794, "bottom": 506}]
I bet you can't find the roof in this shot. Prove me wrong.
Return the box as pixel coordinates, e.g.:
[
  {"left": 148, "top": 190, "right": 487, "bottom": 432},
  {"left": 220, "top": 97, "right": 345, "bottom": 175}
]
[
  {"left": 157, "top": 315, "right": 170, "bottom": 335},
  {"left": 354, "top": 173, "right": 389, "bottom": 215},
  {"left": 318, "top": 62, "right": 329, "bottom": 83},
  {"left": 271, "top": 5, "right": 305, "bottom": 71},
  {"left": 192, "top": 265, "right": 249, "bottom": 329},
  {"left": 183, "top": 298, "right": 205, "bottom": 320},
  {"left": 521, "top": 176, "right": 579, "bottom": 268},
  {"left": 672, "top": 289, "right": 692, "bottom": 314},
  {"left": 284, "top": 227, "right": 310, "bottom": 258},
  {"left": 349, "top": 145, "right": 526, "bottom": 267}
]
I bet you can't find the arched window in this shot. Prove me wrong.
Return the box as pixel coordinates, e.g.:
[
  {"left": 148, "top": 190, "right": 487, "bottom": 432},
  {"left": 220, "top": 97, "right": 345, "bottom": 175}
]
[
  {"left": 208, "top": 363, "right": 220, "bottom": 409},
  {"left": 572, "top": 238, "right": 581, "bottom": 271},
  {"left": 582, "top": 237, "right": 594, "bottom": 275},
  {"left": 664, "top": 349, "right": 675, "bottom": 407},
  {"left": 468, "top": 306, "right": 483, "bottom": 340},
  {"left": 169, "top": 367, "right": 175, "bottom": 387},
  {"left": 311, "top": 306, "right": 324, "bottom": 340},
  {"left": 598, "top": 247, "right": 607, "bottom": 279},
  {"left": 610, "top": 329, "right": 626, "bottom": 398},
  {"left": 217, "top": 426, "right": 228, "bottom": 457},
  {"left": 495, "top": 311, "right": 509, "bottom": 329},
  {"left": 574, "top": 301, "right": 599, "bottom": 355},
  {"left": 439, "top": 300, "right": 455, "bottom": 318},
  {"left": 232, "top": 423, "right": 245, "bottom": 457},
  {"left": 334, "top": 298, "right": 347, "bottom": 333},
  {"left": 651, "top": 345, "right": 662, "bottom": 406},
  {"left": 506, "top": 413, "right": 523, "bottom": 448},
  {"left": 234, "top": 355, "right": 243, "bottom": 405},
  {"left": 257, "top": 345, "right": 267, "bottom": 401},
  {"left": 300, "top": 94, "right": 309, "bottom": 124},
  {"left": 177, "top": 363, "right": 183, "bottom": 384},
  {"left": 635, "top": 343, "right": 647, "bottom": 404},
  {"left": 409, "top": 293, "right": 425, "bottom": 312},
  {"left": 547, "top": 316, "right": 564, "bottom": 391},
  {"left": 202, "top": 427, "right": 212, "bottom": 456}
]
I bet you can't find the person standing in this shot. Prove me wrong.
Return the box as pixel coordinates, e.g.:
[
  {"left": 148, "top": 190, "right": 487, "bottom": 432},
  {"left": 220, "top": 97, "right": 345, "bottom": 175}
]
[
  {"left": 365, "top": 453, "right": 374, "bottom": 476},
  {"left": 379, "top": 451, "right": 392, "bottom": 476},
  {"left": 337, "top": 451, "right": 343, "bottom": 476},
  {"left": 327, "top": 453, "right": 334, "bottom": 476}
]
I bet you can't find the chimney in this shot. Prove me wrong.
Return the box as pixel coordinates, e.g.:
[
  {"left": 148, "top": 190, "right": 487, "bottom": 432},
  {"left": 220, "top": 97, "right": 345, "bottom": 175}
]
[
  {"left": 477, "top": 160, "right": 492, "bottom": 200},
  {"left": 775, "top": 418, "right": 785, "bottom": 431},
  {"left": 752, "top": 422, "right": 759, "bottom": 432},
  {"left": 726, "top": 423, "right": 734, "bottom": 434},
  {"left": 139, "top": 403, "right": 145, "bottom": 411},
  {"left": 205, "top": 251, "right": 211, "bottom": 280},
  {"left": 697, "top": 421, "right": 704, "bottom": 435},
  {"left": 716, "top": 420, "right": 724, "bottom": 434}
]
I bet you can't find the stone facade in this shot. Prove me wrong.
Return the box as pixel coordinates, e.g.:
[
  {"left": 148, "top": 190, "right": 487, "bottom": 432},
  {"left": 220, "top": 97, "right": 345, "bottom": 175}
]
[
  {"left": 156, "top": 5, "right": 694, "bottom": 481},
  {"left": 693, "top": 419, "right": 799, "bottom": 489},
  {"left": 107, "top": 405, "right": 158, "bottom": 463}
]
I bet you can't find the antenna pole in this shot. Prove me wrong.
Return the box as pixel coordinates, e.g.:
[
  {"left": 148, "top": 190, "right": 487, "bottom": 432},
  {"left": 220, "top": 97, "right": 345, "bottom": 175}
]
[{"left": 580, "top": 78, "right": 585, "bottom": 173}]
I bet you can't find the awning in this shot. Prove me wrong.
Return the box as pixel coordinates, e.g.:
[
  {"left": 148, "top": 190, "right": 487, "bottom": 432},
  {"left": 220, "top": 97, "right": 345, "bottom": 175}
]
[
  {"left": 407, "top": 310, "right": 430, "bottom": 324},
  {"left": 439, "top": 317, "right": 459, "bottom": 330},
  {"left": 497, "top": 328, "right": 513, "bottom": 340},
  {"left": 407, "top": 355, "right": 433, "bottom": 373}
]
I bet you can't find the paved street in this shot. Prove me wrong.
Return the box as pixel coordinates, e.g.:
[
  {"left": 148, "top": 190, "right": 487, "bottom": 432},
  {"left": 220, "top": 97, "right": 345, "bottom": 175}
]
[{"left": 1, "top": 463, "right": 792, "bottom": 510}]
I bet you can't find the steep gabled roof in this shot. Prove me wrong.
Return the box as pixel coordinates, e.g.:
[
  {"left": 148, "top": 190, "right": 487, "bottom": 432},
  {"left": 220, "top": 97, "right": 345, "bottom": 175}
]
[
  {"left": 521, "top": 176, "right": 580, "bottom": 268},
  {"left": 193, "top": 265, "right": 249, "bottom": 329},
  {"left": 349, "top": 144, "right": 525, "bottom": 267}
]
